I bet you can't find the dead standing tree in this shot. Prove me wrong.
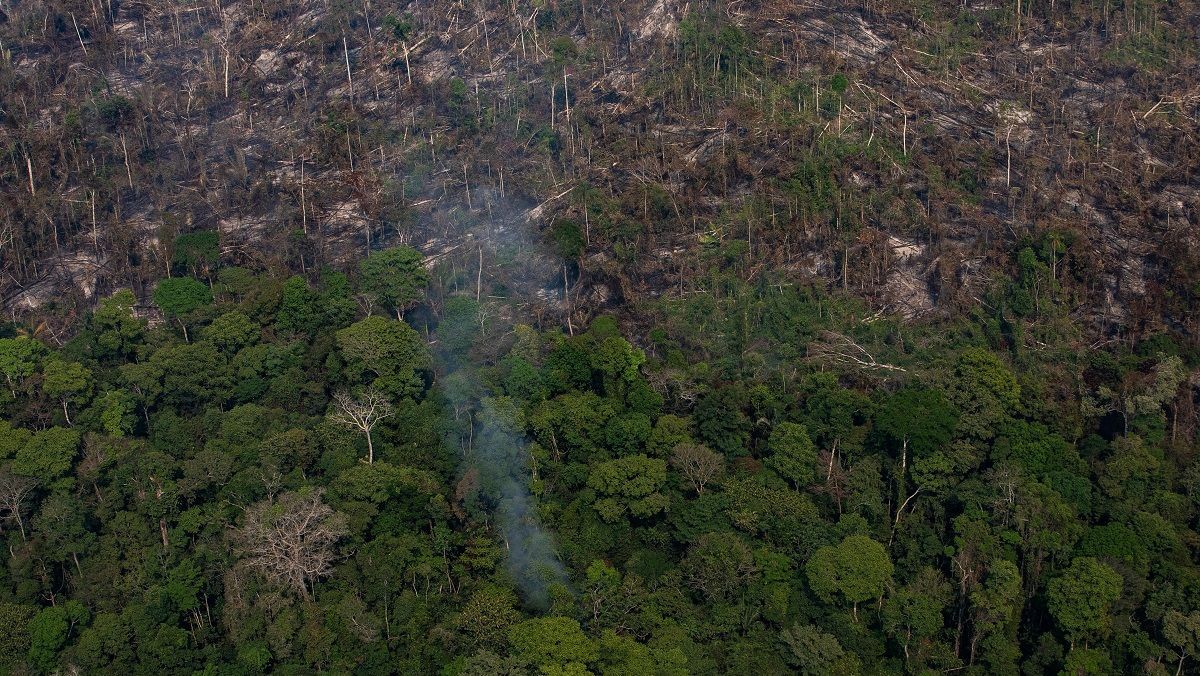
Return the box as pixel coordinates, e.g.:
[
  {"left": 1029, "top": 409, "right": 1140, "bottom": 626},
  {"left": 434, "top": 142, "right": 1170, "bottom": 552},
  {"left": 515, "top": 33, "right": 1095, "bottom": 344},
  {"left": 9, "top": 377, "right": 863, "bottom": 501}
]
[
  {"left": 233, "top": 489, "right": 349, "bottom": 600},
  {"left": 328, "top": 389, "right": 394, "bottom": 464},
  {"left": 670, "top": 442, "right": 725, "bottom": 495},
  {"left": 0, "top": 472, "right": 38, "bottom": 542}
]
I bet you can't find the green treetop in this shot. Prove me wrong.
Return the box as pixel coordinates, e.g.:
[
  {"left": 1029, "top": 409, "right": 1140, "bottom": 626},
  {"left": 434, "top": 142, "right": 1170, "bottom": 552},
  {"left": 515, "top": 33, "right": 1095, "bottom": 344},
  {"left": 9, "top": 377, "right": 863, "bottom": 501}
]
[
  {"left": 153, "top": 277, "right": 212, "bottom": 341},
  {"left": 358, "top": 246, "right": 429, "bottom": 319},
  {"left": 806, "top": 534, "right": 893, "bottom": 619},
  {"left": 1046, "top": 557, "right": 1123, "bottom": 648}
]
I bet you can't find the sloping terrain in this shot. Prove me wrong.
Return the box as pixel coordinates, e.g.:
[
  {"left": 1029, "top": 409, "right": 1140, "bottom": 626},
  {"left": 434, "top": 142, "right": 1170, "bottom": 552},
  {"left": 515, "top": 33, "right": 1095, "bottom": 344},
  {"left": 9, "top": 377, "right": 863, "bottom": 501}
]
[
  {"left": 4, "top": 3, "right": 1200, "bottom": 673},
  {"left": 1, "top": 0, "right": 1198, "bottom": 337}
]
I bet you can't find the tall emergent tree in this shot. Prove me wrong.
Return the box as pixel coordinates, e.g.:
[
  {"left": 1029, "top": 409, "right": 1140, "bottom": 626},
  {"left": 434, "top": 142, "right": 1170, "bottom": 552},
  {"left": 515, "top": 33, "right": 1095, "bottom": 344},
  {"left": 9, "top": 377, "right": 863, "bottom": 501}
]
[
  {"left": 806, "top": 534, "right": 893, "bottom": 620},
  {"left": 233, "top": 489, "right": 348, "bottom": 599},
  {"left": 328, "top": 389, "right": 394, "bottom": 464}
]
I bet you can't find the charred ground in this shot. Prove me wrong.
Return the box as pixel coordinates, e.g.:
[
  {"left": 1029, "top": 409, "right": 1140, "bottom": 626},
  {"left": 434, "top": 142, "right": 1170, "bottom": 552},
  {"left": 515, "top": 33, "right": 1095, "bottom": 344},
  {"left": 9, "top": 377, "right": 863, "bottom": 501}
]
[{"left": 1, "top": 0, "right": 1198, "bottom": 341}]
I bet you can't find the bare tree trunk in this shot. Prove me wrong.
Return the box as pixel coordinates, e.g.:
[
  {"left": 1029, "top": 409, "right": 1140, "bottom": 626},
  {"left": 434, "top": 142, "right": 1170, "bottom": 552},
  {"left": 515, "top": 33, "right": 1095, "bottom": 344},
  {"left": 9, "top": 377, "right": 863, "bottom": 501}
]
[
  {"left": 91, "top": 191, "right": 99, "bottom": 255},
  {"left": 1006, "top": 125, "right": 1013, "bottom": 187},
  {"left": 403, "top": 42, "right": 412, "bottom": 85},
  {"left": 25, "top": 153, "right": 35, "bottom": 195},
  {"left": 121, "top": 135, "right": 134, "bottom": 189},
  {"left": 300, "top": 159, "right": 307, "bottom": 235},
  {"left": 563, "top": 264, "right": 574, "bottom": 336},
  {"left": 343, "top": 34, "right": 355, "bottom": 100},
  {"left": 71, "top": 13, "right": 88, "bottom": 55}
]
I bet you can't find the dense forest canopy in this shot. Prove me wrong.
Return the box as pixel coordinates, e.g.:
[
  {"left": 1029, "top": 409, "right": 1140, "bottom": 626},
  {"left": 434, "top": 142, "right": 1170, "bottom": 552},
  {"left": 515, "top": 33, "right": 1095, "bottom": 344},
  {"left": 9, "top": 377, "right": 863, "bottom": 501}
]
[{"left": 0, "top": 242, "right": 1197, "bottom": 674}]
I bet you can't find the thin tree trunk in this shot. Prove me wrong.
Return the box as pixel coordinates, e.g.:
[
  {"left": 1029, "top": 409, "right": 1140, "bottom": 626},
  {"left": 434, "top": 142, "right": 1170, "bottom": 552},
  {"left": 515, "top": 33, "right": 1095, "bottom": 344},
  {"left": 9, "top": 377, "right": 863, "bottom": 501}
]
[
  {"left": 71, "top": 13, "right": 88, "bottom": 55},
  {"left": 563, "top": 264, "right": 573, "bottom": 335},
  {"left": 403, "top": 42, "right": 412, "bottom": 85},
  {"left": 343, "top": 34, "right": 354, "bottom": 100},
  {"left": 121, "top": 135, "right": 134, "bottom": 189},
  {"left": 25, "top": 153, "right": 35, "bottom": 195}
]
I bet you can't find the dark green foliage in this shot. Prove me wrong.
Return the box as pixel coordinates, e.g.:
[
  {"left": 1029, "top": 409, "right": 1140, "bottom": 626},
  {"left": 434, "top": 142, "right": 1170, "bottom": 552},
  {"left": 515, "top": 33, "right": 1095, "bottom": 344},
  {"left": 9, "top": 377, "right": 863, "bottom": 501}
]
[
  {"left": 767, "top": 422, "right": 817, "bottom": 489},
  {"left": 550, "top": 37, "right": 578, "bottom": 66},
  {"left": 0, "top": 263, "right": 1196, "bottom": 676},
  {"left": 784, "top": 158, "right": 835, "bottom": 217},
  {"left": 680, "top": 532, "right": 758, "bottom": 602},
  {"left": 587, "top": 455, "right": 668, "bottom": 522},
  {"left": 0, "top": 603, "right": 35, "bottom": 670},
  {"left": 276, "top": 276, "right": 322, "bottom": 335},
  {"left": 1047, "top": 557, "right": 1124, "bottom": 644},
  {"left": 152, "top": 278, "right": 213, "bottom": 343},
  {"left": 358, "top": 246, "right": 429, "bottom": 317},
  {"left": 695, "top": 387, "right": 751, "bottom": 457},
  {"left": 992, "top": 419, "right": 1082, "bottom": 476},
  {"left": 508, "top": 616, "right": 596, "bottom": 670},
  {"left": 438, "top": 296, "right": 483, "bottom": 356},
  {"left": 12, "top": 427, "right": 80, "bottom": 484},
  {"left": 28, "top": 601, "right": 89, "bottom": 672},
  {"left": 549, "top": 219, "right": 585, "bottom": 260},
  {"left": 172, "top": 232, "right": 220, "bottom": 279},
  {"left": 0, "top": 0, "right": 1194, "bottom": 667},
  {"left": 780, "top": 623, "right": 858, "bottom": 674},
  {"left": 93, "top": 95, "right": 133, "bottom": 128},
  {"left": 382, "top": 13, "right": 413, "bottom": 41},
  {"left": 806, "top": 535, "right": 893, "bottom": 609},
  {"left": 335, "top": 315, "right": 428, "bottom": 397},
  {"left": 679, "top": 14, "right": 752, "bottom": 76},
  {"left": 873, "top": 386, "right": 957, "bottom": 457},
  {"left": 153, "top": 277, "right": 212, "bottom": 318},
  {"left": 89, "top": 290, "right": 144, "bottom": 362}
]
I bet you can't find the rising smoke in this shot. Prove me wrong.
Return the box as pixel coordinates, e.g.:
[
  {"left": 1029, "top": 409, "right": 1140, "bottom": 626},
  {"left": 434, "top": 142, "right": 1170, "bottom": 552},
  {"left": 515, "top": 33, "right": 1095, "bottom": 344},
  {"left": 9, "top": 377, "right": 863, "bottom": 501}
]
[
  {"left": 470, "top": 395, "right": 566, "bottom": 609},
  {"left": 429, "top": 189, "right": 570, "bottom": 610}
]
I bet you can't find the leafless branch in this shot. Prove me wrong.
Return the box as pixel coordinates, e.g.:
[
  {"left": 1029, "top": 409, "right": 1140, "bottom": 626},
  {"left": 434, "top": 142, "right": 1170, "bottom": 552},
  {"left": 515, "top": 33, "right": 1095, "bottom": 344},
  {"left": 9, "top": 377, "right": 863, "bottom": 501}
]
[
  {"left": 806, "top": 331, "right": 907, "bottom": 373},
  {"left": 0, "top": 472, "right": 39, "bottom": 542},
  {"left": 328, "top": 389, "right": 394, "bottom": 464},
  {"left": 232, "top": 489, "right": 348, "bottom": 600}
]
